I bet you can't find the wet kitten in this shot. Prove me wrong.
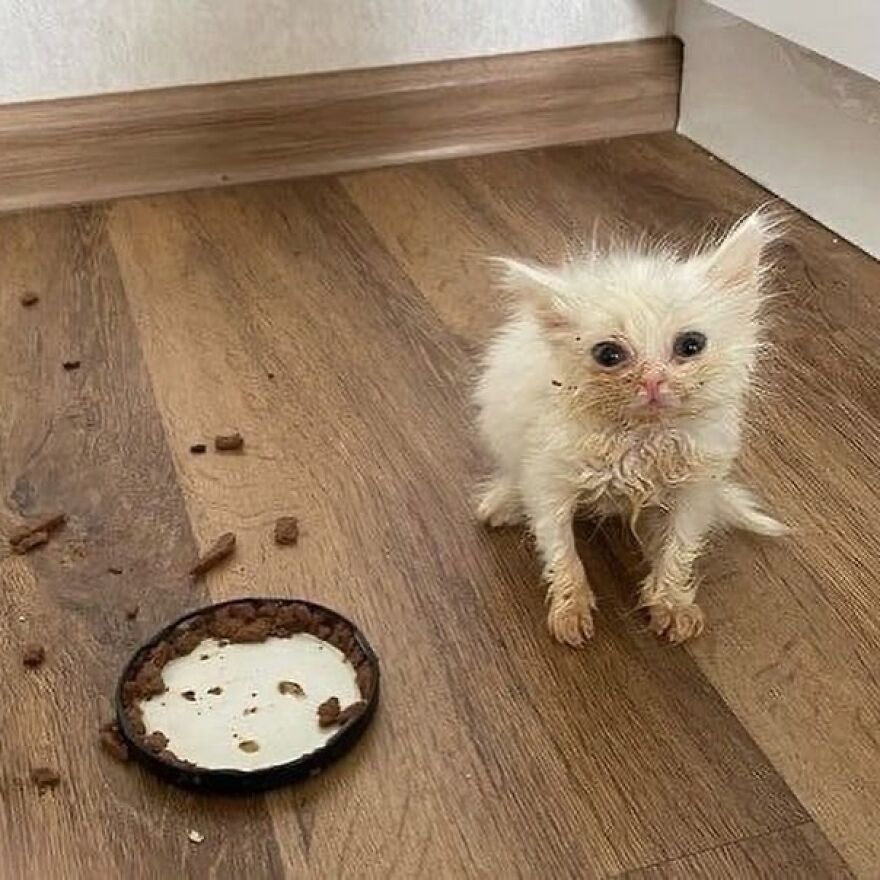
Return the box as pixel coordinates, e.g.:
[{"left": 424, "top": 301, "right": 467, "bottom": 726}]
[{"left": 475, "top": 210, "right": 786, "bottom": 647}]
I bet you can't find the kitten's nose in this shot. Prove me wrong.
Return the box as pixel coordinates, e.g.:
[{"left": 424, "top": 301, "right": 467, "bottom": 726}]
[{"left": 639, "top": 372, "right": 666, "bottom": 404}]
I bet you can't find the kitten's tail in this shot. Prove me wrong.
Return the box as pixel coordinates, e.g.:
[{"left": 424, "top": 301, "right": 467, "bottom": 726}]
[{"left": 717, "top": 483, "right": 789, "bottom": 537}]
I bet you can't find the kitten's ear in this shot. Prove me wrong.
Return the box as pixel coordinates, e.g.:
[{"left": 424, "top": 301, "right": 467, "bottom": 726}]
[
  {"left": 491, "top": 258, "right": 576, "bottom": 332},
  {"left": 703, "top": 208, "right": 781, "bottom": 294}
]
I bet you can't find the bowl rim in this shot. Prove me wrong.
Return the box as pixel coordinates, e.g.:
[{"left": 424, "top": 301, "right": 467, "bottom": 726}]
[{"left": 114, "top": 596, "right": 380, "bottom": 793}]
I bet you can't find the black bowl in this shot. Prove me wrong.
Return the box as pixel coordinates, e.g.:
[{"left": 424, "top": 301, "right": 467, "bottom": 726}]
[{"left": 114, "top": 598, "right": 380, "bottom": 793}]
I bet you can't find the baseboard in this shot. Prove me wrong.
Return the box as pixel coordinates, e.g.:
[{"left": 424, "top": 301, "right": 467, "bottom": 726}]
[
  {"left": 676, "top": 0, "right": 880, "bottom": 259},
  {"left": 0, "top": 38, "right": 680, "bottom": 211}
]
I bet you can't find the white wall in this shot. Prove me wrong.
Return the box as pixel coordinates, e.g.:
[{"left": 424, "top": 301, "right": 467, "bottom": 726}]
[
  {"left": 704, "top": 0, "right": 880, "bottom": 81},
  {"left": 0, "top": 0, "right": 672, "bottom": 103},
  {"left": 676, "top": 0, "right": 880, "bottom": 259}
]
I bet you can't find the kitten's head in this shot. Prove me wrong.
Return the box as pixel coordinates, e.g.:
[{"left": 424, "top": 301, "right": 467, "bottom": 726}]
[{"left": 497, "top": 210, "right": 779, "bottom": 425}]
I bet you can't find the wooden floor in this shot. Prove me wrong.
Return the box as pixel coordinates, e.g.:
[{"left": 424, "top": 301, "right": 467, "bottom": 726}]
[{"left": 1, "top": 133, "right": 876, "bottom": 879}]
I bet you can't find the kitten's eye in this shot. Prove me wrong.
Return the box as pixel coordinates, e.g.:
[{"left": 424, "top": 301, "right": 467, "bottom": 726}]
[
  {"left": 591, "top": 341, "right": 628, "bottom": 369},
  {"left": 673, "top": 331, "right": 707, "bottom": 359}
]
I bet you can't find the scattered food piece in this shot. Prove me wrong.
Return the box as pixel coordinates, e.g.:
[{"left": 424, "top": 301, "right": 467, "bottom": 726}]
[
  {"left": 188, "top": 830, "right": 205, "bottom": 844},
  {"left": 189, "top": 443, "right": 207, "bottom": 455},
  {"left": 243, "top": 706, "right": 258, "bottom": 715},
  {"left": 20, "top": 292, "right": 39, "bottom": 307},
  {"left": 98, "top": 722, "right": 130, "bottom": 763},
  {"left": 31, "top": 767, "right": 60, "bottom": 793},
  {"left": 62, "top": 360, "right": 81, "bottom": 371},
  {"left": 12, "top": 531, "right": 49, "bottom": 554},
  {"left": 337, "top": 701, "right": 368, "bottom": 725},
  {"left": 181, "top": 690, "right": 196, "bottom": 702},
  {"left": 278, "top": 680, "right": 304, "bottom": 697},
  {"left": 189, "top": 532, "right": 236, "bottom": 577},
  {"left": 238, "top": 739, "right": 260, "bottom": 753},
  {"left": 214, "top": 433, "right": 244, "bottom": 452},
  {"left": 124, "top": 605, "right": 139, "bottom": 620},
  {"left": 9, "top": 513, "right": 67, "bottom": 555},
  {"left": 274, "top": 516, "right": 299, "bottom": 546},
  {"left": 199, "top": 654, "right": 209, "bottom": 661},
  {"left": 317, "top": 697, "right": 341, "bottom": 728},
  {"left": 143, "top": 731, "right": 169, "bottom": 753},
  {"left": 17, "top": 615, "right": 26, "bottom": 623},
  {"left": 22, "top": 644, "right": 46, "bottom": 668},
  {"left": 317, "top": 697, "right": 365, "bottom": 729},
  {"left": 207, "top": 686, "right": 223, "bottom": 696},
  {"left": 266, "top": 372, "right": 275, "bottom": 380},
  {"left": 108, "top": 566, "right": 123, "bottom": 575},
  {"left": 551, "top": 379, "right": 562, "bottom": 387}
]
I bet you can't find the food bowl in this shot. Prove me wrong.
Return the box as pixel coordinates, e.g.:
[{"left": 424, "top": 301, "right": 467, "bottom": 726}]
[{"left": 114, "top": 598, "right": 380, "bottom": 792}]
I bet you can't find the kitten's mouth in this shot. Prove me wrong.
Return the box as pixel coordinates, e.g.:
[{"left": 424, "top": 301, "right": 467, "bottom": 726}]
[{"left": 628, "top": 394, "right": 678, "bottom": 416}]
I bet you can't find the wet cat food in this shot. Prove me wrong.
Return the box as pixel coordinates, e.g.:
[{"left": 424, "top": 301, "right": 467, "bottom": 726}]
[
  {"left": 189, "top": 532, "right": 236, "bottom": 577},
  {"left": 214, "top": 433, "right": 244, "bottom": 452},
  {"left": 274, "top": 517, "right": 299, "bottom": 546}
]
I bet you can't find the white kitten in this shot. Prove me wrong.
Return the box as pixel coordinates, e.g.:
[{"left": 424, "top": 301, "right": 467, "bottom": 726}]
[{"left": 475, "top": 210, "right": 786, "bottom": 647}]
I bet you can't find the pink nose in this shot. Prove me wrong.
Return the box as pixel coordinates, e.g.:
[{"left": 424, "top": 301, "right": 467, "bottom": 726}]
[{"left": 640, "top": 374, "right": 665, "bottom": 403}]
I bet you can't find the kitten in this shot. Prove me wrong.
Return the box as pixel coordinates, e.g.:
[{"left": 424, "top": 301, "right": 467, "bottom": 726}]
[{"left": 475, "top": 210, "right": 786, "bottom": 647}]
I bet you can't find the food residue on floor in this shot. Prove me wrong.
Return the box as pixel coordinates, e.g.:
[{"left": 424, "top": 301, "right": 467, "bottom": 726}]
[
  {"left": 62, "top": 360, "right": 81, "bottom": 371},
  {"left": 22, "top": 644, "right": 46, "bottom": 668},
  {"left": 189, "top": 532, "right": 236, "bottom": 577},
  {"left": 273, "top": 516, "right": 299, "bottom": 546},
  {"left": 9, "top": 513, "right": 67, "bottom": 555},
  {"left": 189, "top": 443, "right": 207, "bottom": 454},
  {"left": 19, "top": 292, "right": 39, "bottom": 307},
  {"left": 238, "top": 739, "right": 260, "bottom": 753},
  {"left": 187, "top": 830, "right": 205, "bottom": 844},
  {"left": 214, "top": 433, "right": 244, "bottom": 452},
  {"left": 31, "top": 767, "right": 60, "bottom": 794}
]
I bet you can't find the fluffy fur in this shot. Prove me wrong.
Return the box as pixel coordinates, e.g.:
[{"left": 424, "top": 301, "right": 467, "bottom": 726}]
[{"left": 475, "top": 210, "right": 786, "bottom": 647}]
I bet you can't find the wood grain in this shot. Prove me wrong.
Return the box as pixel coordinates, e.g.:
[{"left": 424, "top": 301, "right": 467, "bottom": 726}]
[
  {"left": 0, "top": 208, "right": 284, "bottom": 877},
  {"left": 344, "top": 135, "right": 880, "bottom": 876},
  {"left": 2, "top": 133, "right": 872, "bottom": 878},
  {"left": 624, "top": 823, "right": 852, "bottom": 879},
  {"left": 106, "top": 176, "right": 807, "bottom": 876},
  {"left": 0, "top": 38, "right": 681, "bottom": 212}
]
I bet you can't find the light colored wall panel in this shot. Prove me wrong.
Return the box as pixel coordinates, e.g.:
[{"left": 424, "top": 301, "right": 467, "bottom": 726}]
[
  {"left": 676, "top": 0, "right": 880, "bottom": 259},
  {"left": 706, "top": 0, "right": 880, "bottom": 81}
]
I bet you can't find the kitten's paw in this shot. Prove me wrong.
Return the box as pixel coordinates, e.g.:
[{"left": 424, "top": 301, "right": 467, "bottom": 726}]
[
  {"left": 647, "top": 602, "right": 705, "bottom": 644},
  {"left": 476, "top": 481, "right": 523, "bottom": 528},
  {"left": 546, "top": 582, "right": 597, "bottom": 648}
]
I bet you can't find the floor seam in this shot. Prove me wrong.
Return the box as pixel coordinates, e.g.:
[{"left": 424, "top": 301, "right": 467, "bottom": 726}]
[{"left": 607, "top": 820, "right": 817, "bottom": 878}]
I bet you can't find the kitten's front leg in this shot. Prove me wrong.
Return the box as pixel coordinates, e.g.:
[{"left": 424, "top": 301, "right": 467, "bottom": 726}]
[
  {"left": 524, "top": 481, "right": 596, "bottom": 647},
  {"left": 640, "top": 481, "right": 719, "bottom": 643}
]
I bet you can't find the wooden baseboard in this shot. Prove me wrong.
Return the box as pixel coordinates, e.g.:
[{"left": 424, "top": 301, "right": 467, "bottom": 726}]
[{"left": 0, "top": 38, "right": 680, "bottom": 211}]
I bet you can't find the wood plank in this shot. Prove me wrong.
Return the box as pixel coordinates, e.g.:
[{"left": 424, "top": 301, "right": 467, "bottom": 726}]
[
  {"left": 107, "top": 176, "right": 806, "bottom": 877},
  {"left": 624, "top": 823, "right": 852, "bottom": 879},
  {"left": 343, "top": 136, "right": 880, "bottom": 876},
  {"left": 0, "top": 208, "right": 284, "bottom": 877},
  {"left": 0, "top": 38, "right": 681, "bottom": 212}
]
